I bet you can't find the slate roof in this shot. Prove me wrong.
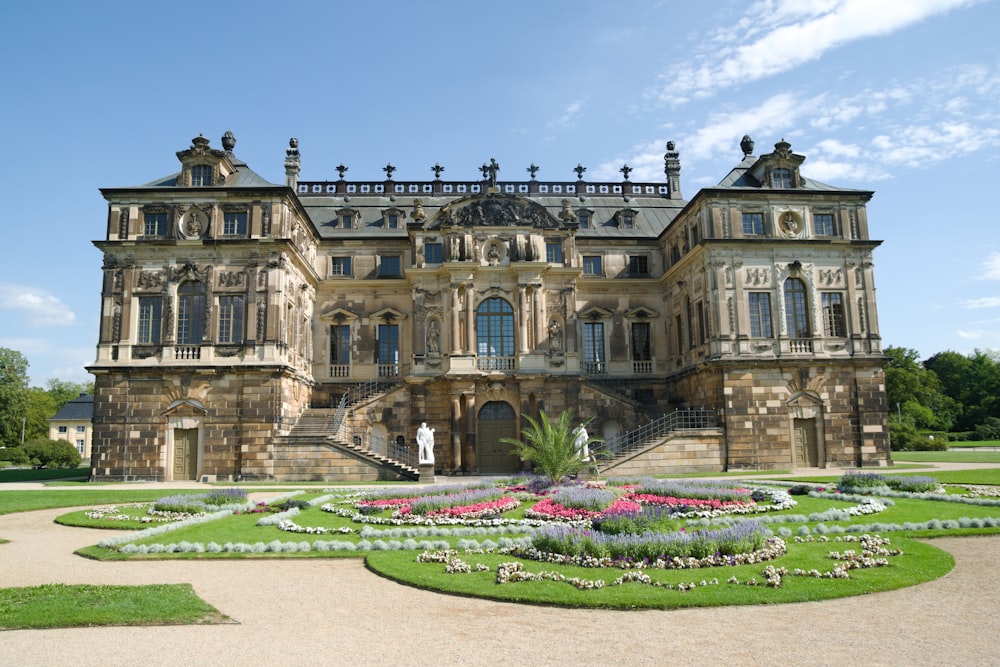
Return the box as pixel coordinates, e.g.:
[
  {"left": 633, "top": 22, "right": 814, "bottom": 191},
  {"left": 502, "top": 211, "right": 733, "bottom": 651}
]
[
  {"left": 49, "top": 394, "right": 94, "bottom": 421},
  {"left": 134, "top": 152, "right": 279, "bottom": 189}
]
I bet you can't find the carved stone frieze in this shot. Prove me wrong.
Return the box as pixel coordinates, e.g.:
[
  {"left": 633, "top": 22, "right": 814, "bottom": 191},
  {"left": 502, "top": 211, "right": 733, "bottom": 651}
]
[
  {"left": 745, "top": 267, "right": 770, "bottom": 286},
  {"left": 136, "top": 271, "right": 164, "bottom": 290},
  {"left": 817, "top": 269, "right": 843, "bottom": 287},
  {"left": 432, "top": 194, "right": 558, "bottom": 229},
  {"left": 218, "top": 270, "right": 246, "bottom": 288},
  {"left": 119, "top": 208, "right": 129, "bottom": 238},
  {"left": 261, "top": 202, "right": 272, "bottom": 236}
]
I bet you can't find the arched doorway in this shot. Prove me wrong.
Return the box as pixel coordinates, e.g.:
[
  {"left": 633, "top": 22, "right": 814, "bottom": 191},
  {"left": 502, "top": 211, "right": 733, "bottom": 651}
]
[{"left": 477, "top": 401, "right": 519, "bottom": 473}]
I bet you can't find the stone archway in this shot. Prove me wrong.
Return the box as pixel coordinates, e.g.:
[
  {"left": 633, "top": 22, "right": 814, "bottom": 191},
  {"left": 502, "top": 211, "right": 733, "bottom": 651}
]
[{"left": 477, "top": 401, "right": 519, "bottom": 473}]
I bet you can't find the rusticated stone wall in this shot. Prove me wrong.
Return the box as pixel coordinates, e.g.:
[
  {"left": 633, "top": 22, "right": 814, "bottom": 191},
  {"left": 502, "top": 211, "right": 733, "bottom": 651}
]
[{"left": 91, "top": 369, "right": 312, "bottom": 481}]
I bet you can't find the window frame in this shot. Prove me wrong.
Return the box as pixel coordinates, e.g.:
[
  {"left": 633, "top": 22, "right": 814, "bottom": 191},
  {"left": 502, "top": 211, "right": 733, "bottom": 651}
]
[
  {"left": 630, "top": 321, "right": 652, "bottom": 361},
  {"left": 545, "top": 240, "right": 564, "bottom": 263},
  {"left": 143, "top": 211, "right": 167, "bottom": 237},
  {"left": 217, "top": 295, "right": 245, "bottom": 344},
  {"left": 821, "top": 292, "right": 846, "bottom": 337},
  {"left": 137, "top": 296, "right": 163, "bottom": 344},
  {"left": 424, "top": 242, "right": 443, "bottom": 265},
  {"left": 748, "top": 292, "right": 773, "bottom": 338},
  {"left": 177, "top": 281, "right": 206, "bottom": 345},
  {"left": 784, "top": 278, "right": 811, "bottom": 339},
  {"left": 813, "top": 212, "right": 836, "bottom": 236},
  {"left": 742, "top": 212, "right": 765, "bottom": 236},
  {"left": 190, "top": 164, "right": 214, "bottom": 187},
  {"left": 330, "top": 324, "right": 351, "bottom": 365},
  {"left": 222, "top": 211, "right": 248, "bottom": 236},
  {"left": 582, "top": 255, "right": 603, "bottom": 276},
  {"left": 331, "top": 256, "right": 353, "bottom": 277},
  {"left": 476, "top": 298, "right": 516, "bottom": 360},
  {"left": 628, "top": 255, "right": 650, "bottom": 276},
  {"left": 378, "top": 255, "right": 402, "bottom": 277}
]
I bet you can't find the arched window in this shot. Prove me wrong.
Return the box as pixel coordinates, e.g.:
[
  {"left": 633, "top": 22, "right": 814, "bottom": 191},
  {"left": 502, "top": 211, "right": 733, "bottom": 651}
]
[
  {"left": 476, "top": 297, "right": 515, "bottom": 370},
  {"left": 784, "top": 277, "right": 810, "bottom": 338},
  {"left": 177, "top": 281, "right": 206, "bottom": 344}
]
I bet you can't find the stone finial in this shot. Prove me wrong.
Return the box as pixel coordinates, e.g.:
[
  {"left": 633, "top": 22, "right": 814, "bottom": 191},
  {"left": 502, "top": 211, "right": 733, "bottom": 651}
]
[
  {"left": 432, "top": 163, "right": 445, "bottom": 179},
  {"left": 383, "top": 163, "right": 396, "bottom": 180},
  {"left": 740, "top": 134, "right": 754, "bottom": 156},
  {"left": 527, "top": 163, "right": 540, "bottom": 180},
  {"left": 411, "top": 198, "right": 426, "bottom": 221},
  {"left": 559, "top": 199, "right": 577, "bottom": 222},
  {"left": 619, "top": 164, "right": 632, "bottom": 181},
  {"left": 191, "top": 134, "right": 210, "bottom": 151},
  {"left": 336, "top": 163, "right": 348, "bottom": 180},
  {"left": 573, "top": 163, "right": 586, "bottom": 180},
  {"left": 284, "top": 137, "right": 301, "bottom": 189},
  {"left": 221, "top": 130, "right": 236, "bottom": 151},
  {"left": 664, "top": 140, "right": 682, "bottom": 200}
]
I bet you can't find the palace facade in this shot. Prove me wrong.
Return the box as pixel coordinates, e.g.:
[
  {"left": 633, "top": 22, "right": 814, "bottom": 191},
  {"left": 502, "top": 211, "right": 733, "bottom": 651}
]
[{"left": 88, "top": 132, "right": 890, "bottom": 481}]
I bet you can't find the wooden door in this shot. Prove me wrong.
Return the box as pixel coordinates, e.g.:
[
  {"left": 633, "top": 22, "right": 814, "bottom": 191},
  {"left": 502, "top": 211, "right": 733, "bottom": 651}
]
[
  {"left": 477, "top": 402, "right": 519, "bottom": 473},
  {"left": 173, "top": 428, "right": 198, "bottom": 480},
  {"left": 793, "top": 418, "right": 819, "bottom": 468}
]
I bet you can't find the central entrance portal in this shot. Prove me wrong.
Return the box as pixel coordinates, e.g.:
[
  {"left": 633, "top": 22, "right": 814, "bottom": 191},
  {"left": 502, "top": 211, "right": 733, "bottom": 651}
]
[
  {"left": 173, "top": 428, "right": 199, "bottom": 480},
  {"left": 477, "top": 401, "right": 519, "bottom": 474}
]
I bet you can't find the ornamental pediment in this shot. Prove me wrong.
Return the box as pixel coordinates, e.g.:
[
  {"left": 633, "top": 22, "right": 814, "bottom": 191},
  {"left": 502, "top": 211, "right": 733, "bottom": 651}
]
[
  {"left": 319, "top": 306, "right": 359, "bottom": 322},
  {"left": 427, "top": 194, "right": 560, "bottom": 230}
]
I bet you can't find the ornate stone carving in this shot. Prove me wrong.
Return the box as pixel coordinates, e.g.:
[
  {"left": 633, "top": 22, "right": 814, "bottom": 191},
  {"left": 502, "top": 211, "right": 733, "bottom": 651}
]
[
  {"left": 261, "top": 203, "right": 272, "bottom": 236},
  {"left": 215, "top": 345, "right": 242, "bottom": 358},
  {"left": 485, "top": 382, "right": 507, "bottom": 402},
  {"left": 119, "top": 208, "right": 129, "bottom": 238},
  {"left": 745, "top": 267, "right": 770, "bottom": 286},
  {"left": 727, "top": 297, "right": 735, "bottom": 334},
  {"left": 849, "top": 209, "right": 859, "bottom": 239},
  {"left": 818, "top": 269, "right": 843, "bottom": 286},
  {"left": 858, "top": 297, "right": 867, "bottom": 333},
  {"left": 721, "top": 208, "right": 731, "bottom": 239},
  {"left": 218, "top": 270, "right": 246, "bottom": 288},
  {"left": 725, "top": 265, "right": 734, "bottom": 287},
  {"left": 136, "top": 271, "right": 164, "bottom": 290},
  {"left": 256, "top": 299, "right": 266, "bottom": 343},
  {"left": 433, "top": 195, "right": 557, "bottom": 229}
]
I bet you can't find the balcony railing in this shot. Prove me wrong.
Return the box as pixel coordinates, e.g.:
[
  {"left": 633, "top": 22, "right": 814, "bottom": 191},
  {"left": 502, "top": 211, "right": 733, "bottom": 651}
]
[
  {"left": 632, "top": 360, "right": 653, "bottom": 374},
  {"left": 377, "top": 364, "right": 400, "bottom": 378},
  {"left": 477, "top": 356, "right": 516, "bottom": 371},
  {"left": 789, "top": 339, "right": 814, "bottom": 353},
  {"left": 174, "top": 345, "right": 201, "bottom": 360},
  {"left": 583, "top": 361, "right": 607, "bottom": 375},
  {"left": 329, "top": 364, "right": 351, "bottom": 378}
]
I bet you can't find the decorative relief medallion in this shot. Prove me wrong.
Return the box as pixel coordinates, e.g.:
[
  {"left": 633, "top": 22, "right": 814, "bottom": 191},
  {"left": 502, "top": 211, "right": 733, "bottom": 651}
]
[{"left": 181, "top": 208, "right": 208, "bottom": 239}]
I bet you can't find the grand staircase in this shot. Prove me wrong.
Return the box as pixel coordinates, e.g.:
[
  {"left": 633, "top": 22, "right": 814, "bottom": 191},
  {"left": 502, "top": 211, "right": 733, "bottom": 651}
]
[{"left": 595, "top": 409, "right": 723, "bottom": 475}]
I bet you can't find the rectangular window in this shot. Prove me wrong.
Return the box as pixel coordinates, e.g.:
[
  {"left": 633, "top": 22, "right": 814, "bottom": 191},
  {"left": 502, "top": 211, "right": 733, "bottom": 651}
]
[
  {"left": 424, "top": 243, "right": 442, "bottom": 264},
  {"left": 330, "top": 324, "right": 351, "bottom": 364},
  {"left": 546, "top": 241, "right": 563, "bottom": 263},
  {"left": 578, "top": 211, "right": 590, "bottom": 229},
  {"left": 771, "top": 169, "right": 792, "bottom": 188},
  {"left": 621, "top": 213, "right": 634, "bottom": 229},
  {"left": 582, "top": 256, "right": 602, "bottom": 275},
  {"left": 340, "top": 214, "right": 354, "bottom": 229},
  {"left": 377, "top": 324, "right": 399, "bottom": 366},
  {"left": 191, "top": 165, "right": 213, "bottom": 186},
  {"left": 76, "top": 425, "right": 86, "bottom": 433},
  {"left": 748, "top": 293, "right": 773, "bottom": 338},
  {"left": 217, "top": 295, "right": 244, "bottom": 344},
  {"left": 822, "top": 292, "right": 846, "bottom": 337},
  {"left": 628, "top": 255, "right": 649, "bottom": 276},
  {"left": 631, "top": 322, "right": 651, "bottom": 360},
  {"left": 137, "top": 296, "right": 162, "bottom": 344},
  {"left": 379, "top": 256, "right": 402, "bottom": 277},
  {"left": 331, "top": 256, "right": 352, "bottom": 276},
  {"left": 696, "top": 301, "right": 706, "bottom": 344},
  {"left": 387, "top": 214, "right": 399, "bottom": 229},
  {"left": 76, "top": 440, "right": 85, "bottom": 454},
  {"left": 675, "top": 314, "right": 684, "bottom": 353},
  {"left": 223, "top": 212, "right": 247, "bottom": 236},
  {"left": 814, "top": 213, "right": 835, "bottom": 236},
  {"left": 583, "top": 322, "right": 605, "bottom": 372},
  {"left": 143, "top": 212, "right": 167, "bottom": 236},
  {"left": 58, "top": 426, "right": 67, "bottom": 434},
  {"left": 742, "top": 212, "right": 764, "bottom": 235}
]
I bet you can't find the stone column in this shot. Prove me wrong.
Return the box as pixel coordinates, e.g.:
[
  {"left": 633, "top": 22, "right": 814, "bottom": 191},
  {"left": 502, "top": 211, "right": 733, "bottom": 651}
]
[
  {"left": 532, "top": 286, "right": 543, "bottom": 351},
  {"left": 465, "top": 283, "right": 475, "bottom": 355},
  {"left": 450, "top": 285, "right": 461, "bottom": 352},
  {"left": 450, "top": 395, "right": 462, "bottom": 473},
  {"left": 464, "top": 394, "right": 477, "bottom": 473},
  {"left": 518, "top": 285, "right": 529, "bottom": 353}
]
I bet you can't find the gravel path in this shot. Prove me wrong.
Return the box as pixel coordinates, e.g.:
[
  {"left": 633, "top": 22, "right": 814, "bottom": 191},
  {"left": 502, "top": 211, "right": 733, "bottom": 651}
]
[{"left": 2, "top": 473, "right": 999, "bottom": 666}]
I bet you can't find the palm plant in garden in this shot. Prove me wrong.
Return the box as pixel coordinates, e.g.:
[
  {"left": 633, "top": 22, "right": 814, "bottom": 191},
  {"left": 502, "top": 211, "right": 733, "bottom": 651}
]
[{"left": 501, "top": 409, "right": 601, "bottom": 484}]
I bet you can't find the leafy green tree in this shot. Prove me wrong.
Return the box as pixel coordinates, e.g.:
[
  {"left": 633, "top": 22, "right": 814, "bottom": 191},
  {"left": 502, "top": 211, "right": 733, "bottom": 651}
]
[
  {"left": 925, "top": 349, "right": 1000, "bottom": 432},
  {"left": 883, "top": 346, "right": 957, "bottom": 431},
  {"left": 501, "top": 409, "right": 601, "bottom": 484},
  {"left": 24, "top": 388, "right": 57, "bottom": 442},
  {"left": 22, "top": 438, "right": 82, "bottom": 468},
  {"left": 0, "top": 348, "right": 30, "bottom": 448},
  {"left": 45, "top": 378, "right": 93, "bottom": 413}
]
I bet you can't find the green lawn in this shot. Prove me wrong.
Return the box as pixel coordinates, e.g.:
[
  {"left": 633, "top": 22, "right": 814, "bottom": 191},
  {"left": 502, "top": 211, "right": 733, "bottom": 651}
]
[
  {"left": 0, "top": 584, "right": 228, "bottom": 629},
  {"left": 892, "top": 450, "right": 1000, "bottom": 464},
  {"left": 0, "top": 466, "right": 90, "bottom": 483}
]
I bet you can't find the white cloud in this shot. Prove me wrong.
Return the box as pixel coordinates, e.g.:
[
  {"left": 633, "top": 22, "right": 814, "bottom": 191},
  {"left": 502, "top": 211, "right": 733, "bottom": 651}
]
[
  {"left": 548, "top": 100, "right": 586, "bottom": 129},
  {"left": 0, "top": 283, "right": 77, "bottom": 327},
  {"left": 648, "top": 0, "right": 981, "bottom": 104},
  {"left": 962, "top": 297, "right": 1000, "bottom": 309},
  {"left": 957, "top": 329, "right": 986, "bottom": 340},
  {"left": 979, "top": 253, "right": 1000, "bottom": 280}
]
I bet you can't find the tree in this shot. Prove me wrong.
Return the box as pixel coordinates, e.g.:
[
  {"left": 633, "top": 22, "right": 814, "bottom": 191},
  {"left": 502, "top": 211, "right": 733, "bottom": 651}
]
[
  {"left": 883, "top": 346, "right": 957, "bottom": 431},
  {"left": 500, "top": 409, "right": 602, "bottom": 484},
  {"left": 926, "top": 349, "right": 1000, "bottom": 432},
  {"left": 21, "top": 438, "right": 82, "bottom": 468},
  {"left": 0, "top": 348, "right": 30, "bottom": 448},
  {"left": 45, "top": 378, "right": 93, "bottom": 413}
]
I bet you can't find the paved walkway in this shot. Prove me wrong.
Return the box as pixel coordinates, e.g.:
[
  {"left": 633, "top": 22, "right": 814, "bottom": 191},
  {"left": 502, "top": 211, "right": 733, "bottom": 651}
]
[{"left": 2, "top": 462, "right": 999, "bottom": 666}]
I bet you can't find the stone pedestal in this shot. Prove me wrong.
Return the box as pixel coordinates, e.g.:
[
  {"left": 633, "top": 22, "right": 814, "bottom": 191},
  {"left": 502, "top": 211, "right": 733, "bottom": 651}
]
[{"left": 418, "top": 463, "right": 436, "bottom": 483}]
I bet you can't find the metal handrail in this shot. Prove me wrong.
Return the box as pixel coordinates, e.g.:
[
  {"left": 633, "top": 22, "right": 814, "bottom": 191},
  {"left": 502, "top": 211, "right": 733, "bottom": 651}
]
[{"left": 596, "top": 409, "right": 718, "bottom": 459}]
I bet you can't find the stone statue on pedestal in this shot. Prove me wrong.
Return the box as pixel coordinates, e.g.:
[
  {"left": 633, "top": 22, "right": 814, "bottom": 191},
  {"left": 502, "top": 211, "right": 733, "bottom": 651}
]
[
  {"left": 573, "top": 425, "right": 590, "bottom": 462},
  {"left": 417, "top": 422, "right": 436, "bottom": 464}
]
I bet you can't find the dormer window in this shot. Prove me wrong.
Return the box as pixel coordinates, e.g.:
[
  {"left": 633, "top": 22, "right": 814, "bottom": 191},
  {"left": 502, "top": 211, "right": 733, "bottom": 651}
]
[
  {"left": 771, "top": 168, "right": 792, "bottom": 189},
  {"left": 191, "top": 165, "right": 214, "bottom": 187},
  {"left": 382, "top": 208, "right": 405, "bottom": 229},
  {"left": 616, "top": 210, "right": 638, "bottom": 229},
  {"left": 577, "top": 209, "right": 593, "bottom": 229},
  {"left": 335, "top": 209, "right": 358, "bottom": 229}
]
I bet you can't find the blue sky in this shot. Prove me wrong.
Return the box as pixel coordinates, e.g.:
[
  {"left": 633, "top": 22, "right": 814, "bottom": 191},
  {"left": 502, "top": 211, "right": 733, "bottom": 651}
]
[{"left": 1, "top": 0, "right": 997, "bottom": 385}]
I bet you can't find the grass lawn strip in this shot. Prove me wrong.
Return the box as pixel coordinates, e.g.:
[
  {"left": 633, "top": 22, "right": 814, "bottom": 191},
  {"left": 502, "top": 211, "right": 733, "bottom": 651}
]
[{"left": 0, "top": 583, "right": 229, "bottom": 629}]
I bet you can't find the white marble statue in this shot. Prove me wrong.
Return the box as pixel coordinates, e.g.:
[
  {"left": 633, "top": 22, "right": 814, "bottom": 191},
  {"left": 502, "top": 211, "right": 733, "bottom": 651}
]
[
  {"left": 417, "top": 422, "right": 435, "bottom": 464},
  {"left": 573, "top": 425, "right": 590, "bottom": 462}
]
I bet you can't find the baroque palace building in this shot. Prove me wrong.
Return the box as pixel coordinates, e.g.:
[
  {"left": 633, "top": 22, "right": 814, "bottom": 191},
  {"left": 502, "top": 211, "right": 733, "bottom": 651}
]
[{"left": 88, "top": 132, "right": 890, "bottom": 481}]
